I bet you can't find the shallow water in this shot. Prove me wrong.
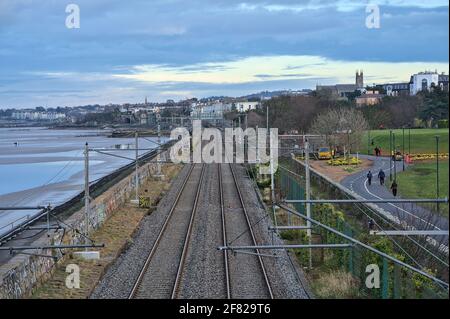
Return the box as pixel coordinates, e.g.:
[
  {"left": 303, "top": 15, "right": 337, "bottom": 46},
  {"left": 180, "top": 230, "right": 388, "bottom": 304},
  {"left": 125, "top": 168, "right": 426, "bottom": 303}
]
[{"left": 0, "top": 127, "right": 164, "bottom": 234}]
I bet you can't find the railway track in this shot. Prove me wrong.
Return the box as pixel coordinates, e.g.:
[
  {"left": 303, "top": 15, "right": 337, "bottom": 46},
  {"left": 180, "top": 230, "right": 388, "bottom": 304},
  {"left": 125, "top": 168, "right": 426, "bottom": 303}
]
[
  {"left": 128, "top": 163, "right": 205, "bottom": 299},
  {"left": 219, "top": 163, "right": 231, "bottom": 299},
  {"left": 129, "top": 162, "right": 273, "bottom": 299},
  {"left": 220, "top": 163, "right": 274, "bottom": 299},
  {"left": 171, "top": 163, "right": 273, "bottom": 299}
]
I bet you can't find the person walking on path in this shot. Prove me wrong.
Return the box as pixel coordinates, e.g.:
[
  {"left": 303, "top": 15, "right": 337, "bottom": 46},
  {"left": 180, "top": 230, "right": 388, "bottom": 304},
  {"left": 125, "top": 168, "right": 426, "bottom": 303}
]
[
  {"left": 366, "top": 170, "right": 373, "bottom": 186},
  {"left": 374, "top": 147, "right": 379, "bottom": 157},
  {"left": 391, "top": 180, "right": 398, "bottom": 197},
  {"left": 378, "top": 169, "right": 385, "bottom": 186},
  {"left": 368, "top": 219, "right": 375, "bottom": 231}
]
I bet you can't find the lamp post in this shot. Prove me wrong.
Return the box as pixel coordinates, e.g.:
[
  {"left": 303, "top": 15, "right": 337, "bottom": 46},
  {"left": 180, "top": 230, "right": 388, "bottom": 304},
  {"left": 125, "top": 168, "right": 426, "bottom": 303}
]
[
  {"left": 435, "top": 135, "right": 440, "bottom": 212},
  {"left": 408, "top": 127, "right": 411, "bottom": 155},
  {"left": 389, "top": 130, "right": 393, "bottom": 181},
  {"left": 402, "top": 127, "right": 405, "bottom": 171},
  {"left": 393, "top": 132, "right": 397, "bottom": 182}
]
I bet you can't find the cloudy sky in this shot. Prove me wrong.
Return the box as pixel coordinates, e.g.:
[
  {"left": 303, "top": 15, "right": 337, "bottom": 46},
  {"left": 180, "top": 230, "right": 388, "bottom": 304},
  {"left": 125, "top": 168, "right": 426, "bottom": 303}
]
[{"left": 0, "top": 0, "right": 448, "bottom": 108}]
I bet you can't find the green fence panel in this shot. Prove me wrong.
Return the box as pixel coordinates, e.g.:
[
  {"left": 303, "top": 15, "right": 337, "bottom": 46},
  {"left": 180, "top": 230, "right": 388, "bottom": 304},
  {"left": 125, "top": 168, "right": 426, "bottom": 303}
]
[
  {"left": 382, "top": 258, "right": 389, "bottom": 299},
  {"left": 393, "top": 263, "right": 401, "bottom": 299}
]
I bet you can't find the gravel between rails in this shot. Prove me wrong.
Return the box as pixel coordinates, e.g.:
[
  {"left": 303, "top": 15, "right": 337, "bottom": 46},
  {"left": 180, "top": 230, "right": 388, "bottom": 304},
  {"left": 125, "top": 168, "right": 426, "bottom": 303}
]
[
  {"left": 233, "top": 164, "right": 311, "bottom": 299},
  {"left": 176, "top": 163, "right": 227, "bottom": 298},
  {"left": 91, "top": 163, "right": 310, "bottom": 299},
  {"left": 132, "top": 164, "right": 204, "bottom": 298},
  {"left": 90, "top": 164, "right": 193, "bottom": 299},
  {"left": 222, "top": 163, "right": 272, "bottom": 299}
]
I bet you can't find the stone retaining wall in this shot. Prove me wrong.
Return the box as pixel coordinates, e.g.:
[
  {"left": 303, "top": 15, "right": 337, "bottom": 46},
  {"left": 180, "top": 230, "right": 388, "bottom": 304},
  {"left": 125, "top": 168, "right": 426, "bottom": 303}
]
[{"left": 0, "top": 153, "right": 168, "bottom": 299}]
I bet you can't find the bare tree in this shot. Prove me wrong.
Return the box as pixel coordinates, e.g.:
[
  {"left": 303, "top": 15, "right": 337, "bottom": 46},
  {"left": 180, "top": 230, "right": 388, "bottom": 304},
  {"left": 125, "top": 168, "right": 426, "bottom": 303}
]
[{"left": 310, "top": 107, "right": 369, "bottom": 152}]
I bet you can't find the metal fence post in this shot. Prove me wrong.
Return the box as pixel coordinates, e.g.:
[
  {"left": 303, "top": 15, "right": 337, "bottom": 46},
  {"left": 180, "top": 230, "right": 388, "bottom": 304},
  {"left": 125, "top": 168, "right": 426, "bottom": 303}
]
[
  {"left": 347, "top": 227, "right": 354, "bottom": 274},
  {"left": 394, "top": 263, "right": 401, "bottom": 299},
  {"left": 382, "top": 258, "right": 389, "bottom": 299}
]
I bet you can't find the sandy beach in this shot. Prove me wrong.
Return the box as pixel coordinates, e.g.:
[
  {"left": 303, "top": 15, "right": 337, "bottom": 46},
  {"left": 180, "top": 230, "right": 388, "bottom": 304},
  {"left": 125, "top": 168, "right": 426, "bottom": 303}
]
[{"left": 0, "top": 127, "right": 162, "bottom": 234}]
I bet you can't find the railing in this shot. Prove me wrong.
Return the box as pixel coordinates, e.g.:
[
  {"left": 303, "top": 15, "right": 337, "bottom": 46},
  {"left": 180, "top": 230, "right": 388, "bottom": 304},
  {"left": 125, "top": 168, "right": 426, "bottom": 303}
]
[
  {"left": 268, "top": 156, "right": 449, "bottom": 298},
  {"left": 0, "top": 140, "right": 175, "bottom": 245},
  {"left": 0, "top": 214, "right": 31, "bottom": 235}
]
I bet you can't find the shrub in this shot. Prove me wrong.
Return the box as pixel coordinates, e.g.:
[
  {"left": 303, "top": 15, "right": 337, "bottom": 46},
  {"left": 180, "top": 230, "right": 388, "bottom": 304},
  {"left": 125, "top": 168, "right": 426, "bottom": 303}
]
[{"left": 313, "top": 270, "right": 360, "bottom": 298}]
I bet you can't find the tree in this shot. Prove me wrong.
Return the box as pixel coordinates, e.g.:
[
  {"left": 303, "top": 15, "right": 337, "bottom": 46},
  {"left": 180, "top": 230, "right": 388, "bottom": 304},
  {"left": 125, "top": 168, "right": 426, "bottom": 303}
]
[
  {"left": 310, "top": 107, "right": 369, "bottom": 152},
  {"left": 360, "top": 104, "right": 392, "bottom": 129},
  {"left": 381, "top": 96, "right": 421, "bottom": 128},
  {"left": 262, "top": 95, "right": 326, "bottom": 133},
  {"left": 418, "top": 87, "right": 449, "bottom": 127}
]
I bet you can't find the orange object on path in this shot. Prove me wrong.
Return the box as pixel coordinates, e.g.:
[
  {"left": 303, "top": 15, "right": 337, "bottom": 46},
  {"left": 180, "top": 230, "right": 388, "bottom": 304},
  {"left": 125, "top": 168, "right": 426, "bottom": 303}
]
[{"left": 405, "top": 154, "right": 413, "bottom": 164}]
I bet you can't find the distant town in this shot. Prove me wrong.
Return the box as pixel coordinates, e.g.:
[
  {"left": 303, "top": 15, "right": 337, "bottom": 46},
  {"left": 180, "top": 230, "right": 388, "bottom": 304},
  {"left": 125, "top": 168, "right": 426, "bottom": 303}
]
[{"left": 1, "top": 69, "right": 448, "bottom": 129}]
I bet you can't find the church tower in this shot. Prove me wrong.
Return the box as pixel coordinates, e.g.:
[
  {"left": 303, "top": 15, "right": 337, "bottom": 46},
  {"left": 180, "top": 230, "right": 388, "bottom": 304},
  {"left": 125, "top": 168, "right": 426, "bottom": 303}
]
[{"left": 356, "top": 70, "right": 364, "bottom": 89}]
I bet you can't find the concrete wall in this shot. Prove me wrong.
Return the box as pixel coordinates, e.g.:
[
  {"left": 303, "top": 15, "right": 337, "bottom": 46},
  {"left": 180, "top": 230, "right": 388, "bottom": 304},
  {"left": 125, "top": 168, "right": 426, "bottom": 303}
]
[{"left": 0, "top": 152, "right": 168, "bottom": 299}]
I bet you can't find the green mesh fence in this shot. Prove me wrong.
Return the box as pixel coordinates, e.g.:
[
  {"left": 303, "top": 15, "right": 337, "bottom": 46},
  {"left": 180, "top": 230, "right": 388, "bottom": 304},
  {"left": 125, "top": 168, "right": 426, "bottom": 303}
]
[{"left": 276, "top": 163, "right": 448, "bottom": 299}]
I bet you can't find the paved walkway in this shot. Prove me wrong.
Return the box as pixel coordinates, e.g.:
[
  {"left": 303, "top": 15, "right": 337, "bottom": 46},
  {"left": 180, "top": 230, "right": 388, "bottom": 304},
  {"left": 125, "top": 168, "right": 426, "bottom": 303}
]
[{"left": 341, "top": 155, "right": 448, "bottom": 248}]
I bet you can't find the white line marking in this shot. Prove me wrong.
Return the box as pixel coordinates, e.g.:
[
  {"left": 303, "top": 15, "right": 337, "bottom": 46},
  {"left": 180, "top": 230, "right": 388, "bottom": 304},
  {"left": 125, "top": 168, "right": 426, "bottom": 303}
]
[{"left": 363, "top": 178, "right": 441, "bottom": 231}]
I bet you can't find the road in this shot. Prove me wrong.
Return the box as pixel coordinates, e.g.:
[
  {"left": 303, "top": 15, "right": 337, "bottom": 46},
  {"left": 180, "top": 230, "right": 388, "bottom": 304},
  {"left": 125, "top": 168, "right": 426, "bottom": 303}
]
[{"left": 341, "top": 155, "right": 448, "bottom": 248}]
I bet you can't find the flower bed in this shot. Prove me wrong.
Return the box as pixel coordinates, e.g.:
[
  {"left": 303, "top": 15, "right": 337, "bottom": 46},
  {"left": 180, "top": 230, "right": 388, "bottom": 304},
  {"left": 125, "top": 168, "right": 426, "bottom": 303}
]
[
  {"left": 327, "top": 157, "right": 362, "bottom": 166},
  {"left": 409, "top": 153, "right": 449, "bottom": 161}
]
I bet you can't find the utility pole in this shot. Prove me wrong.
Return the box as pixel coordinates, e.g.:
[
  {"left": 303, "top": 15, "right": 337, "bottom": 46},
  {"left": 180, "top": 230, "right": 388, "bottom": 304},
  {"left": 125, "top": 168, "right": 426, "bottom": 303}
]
[
  {"left": 266, "top": 102, "right": 269, "bottom": 136},
  {"left": 393, "top": 132, "right": 397, "bottom": 182},
  {"left": 256, "top": 125, "right": 259, "bottom": 179},
  {"left": 135, "top": 132, "right": 139, "bottom": 202},
  {"left": 304, "top": 136, "right": 312, "bottom": 269},
  {"left": 270, "top": 136, "right": 275, "bottom": 205},
  {"left": 402, "top": 127, "right": 405, "bottom": 171},
  {"left": 389, "top": 130, "right": 393, "bottom": 181},
  {"left": 436, "top": 135, "right": 440, "bottom": 212},
  {"left": 84, "top": 142, "right": 90, "bottom": 251},
  {"left": 157, "top": 121, "right": 162, "bottom": 176},
  {"left": 245, "top": 113, "right": 248, "bottom": 159},
  {"left": 408, "top": 127, "right": 411, "bottom": 155},
  {"left": 269, "top": 128, "right": 277, "bottom": 233}
]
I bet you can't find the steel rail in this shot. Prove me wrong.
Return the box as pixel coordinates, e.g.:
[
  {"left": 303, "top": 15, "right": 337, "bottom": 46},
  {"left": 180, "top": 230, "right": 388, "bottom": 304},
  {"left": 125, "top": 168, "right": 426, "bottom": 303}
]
[
  {"left": 0, "top": 143, "right": 173, "bottom": 246},
  {"left": 285, "top": 198, "right": 449, "bottom": 204},
  {"left": 228, "top": 163, "right": 274, "bottom": 299},
  {"left": 219, "top": 163, "right": 231, "bottom": 299},
  {"left": 128, "top": 163, "right": 196, "bottom": 299},
  {"left": 171, "top": 164, "right": 206, "bottom": 299}
]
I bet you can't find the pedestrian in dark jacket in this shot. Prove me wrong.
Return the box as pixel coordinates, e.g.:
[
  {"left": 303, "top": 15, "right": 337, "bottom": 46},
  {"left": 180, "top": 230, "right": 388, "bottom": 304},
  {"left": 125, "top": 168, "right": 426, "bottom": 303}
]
[
  {"left": 367, "top": 171, "right": 373, "bottom": 186},
  {"left": 391, "top": 181, "right": 398, "bottom": 197},
  {"left": 368, "top": 219, "right": 375, "bottom": 231},
  {"left": 378, "top": 169, "right": 385, "bottom": 185},
  {"left": 374, "top": 147, "right": 379, "bottom": 156}
]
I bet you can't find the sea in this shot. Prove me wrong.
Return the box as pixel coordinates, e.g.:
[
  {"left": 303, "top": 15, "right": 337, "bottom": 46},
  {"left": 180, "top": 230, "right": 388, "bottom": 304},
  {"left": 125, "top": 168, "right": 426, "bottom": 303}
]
[{"left": 0, "top": 127, "right": 163, "bottom": 235}]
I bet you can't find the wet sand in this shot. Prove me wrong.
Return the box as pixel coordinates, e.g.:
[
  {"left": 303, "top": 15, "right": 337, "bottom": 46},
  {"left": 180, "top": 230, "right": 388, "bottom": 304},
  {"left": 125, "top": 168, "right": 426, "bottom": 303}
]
[{"left": 0, "top": 127, "right": 162, "bottom": 234}]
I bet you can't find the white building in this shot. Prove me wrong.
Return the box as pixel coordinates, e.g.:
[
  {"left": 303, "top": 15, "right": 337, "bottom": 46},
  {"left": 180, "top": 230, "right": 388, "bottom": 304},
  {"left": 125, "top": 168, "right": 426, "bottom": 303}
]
[
  {"left": 190, "top": 102, "right": 233, "bottom": 119},
  {"left": 11, "top": 111, "right": 66, "bottom": 121},
  {"left": 234, "top": 101, "right": 260, "bottom": 112},
  {"left": 410, "top": 71, "right": 440, "bottom": 95}
]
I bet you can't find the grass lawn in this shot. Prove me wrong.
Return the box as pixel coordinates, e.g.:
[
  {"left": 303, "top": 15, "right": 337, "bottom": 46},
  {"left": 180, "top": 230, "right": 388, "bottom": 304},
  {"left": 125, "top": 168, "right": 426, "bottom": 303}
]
[
  {"left": 358, "top": 128, "right": 449, "bottom": 155},
  {"left": 396, "top": 160, "right": 449, "bottom": 217}
]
